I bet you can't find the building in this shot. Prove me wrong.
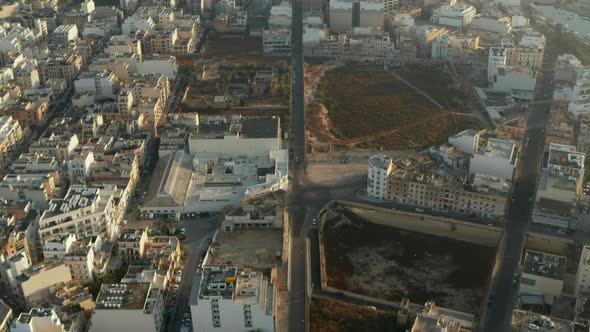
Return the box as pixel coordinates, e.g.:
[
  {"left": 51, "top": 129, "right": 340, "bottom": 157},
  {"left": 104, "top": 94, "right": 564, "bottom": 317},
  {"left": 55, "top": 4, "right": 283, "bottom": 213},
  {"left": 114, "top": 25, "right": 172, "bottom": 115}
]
[
  {"left": 491, "top": 67, "right": 537, "bottom": 101},
  {"left": 511, "top": 310, "right": 586, "bottom": 332},
  {"left": 469, "top": 138, "right": 516, "bottom": 180},
  {"left": 263, "top": 29, "right": 291, "bottom": 56},
  {"left": 370, "top": 144, "right": 510, "bottom": 220},
  {"left": 468, "top": 16, "right": 511, "bottom": 45},
  {"left": 74, "top": 71, "right": 117, "bottom": 100},
  {"left": 52, "top": 25, "right": 79, "bottom": 43},
  {"left": 410, "top": 301, "right": 475, "bottom": 331},
  {"left": 0, "top": 300, "right": 12, "bottom": 332},
  {"left": 448, "top": 129, "right": 480, "bottom": 154},
  {"left": 519, "top": 250, "right": 566, "bottom": 297},
  {"left": 28, "top": 133, "right": 79, "bottom": 162},
  {"left": 431, "top": 4, "right": 476, "bottom": 29},
  {"left": 0, "top": 116, "right": 25, "bottom": 176},
  {"left": 62, "top": 239, "right": 94, "bottom": 282},
  {"left": 42, "top": 234, "right": 77, "bottom": 260},
  {"left": 10, "top": 307, "right": 85, "bottom": 332},
  {"left": 532, "top": 144, "right": 585, "bottom": 229},
  {"left": 188, "top": 116, "right": 280, "bottom": 157},
  {"left": 15, "top": 261, "right": 73, "bottom": 308},
  {"left": 487, "top": 47, "right": 507, "bottom": 83},
  {"left": 555, "top": 54, "right": 582, "bottom": 84},
  {"left": 190, "top": 266, "right": 274, "bottom": 332},
  {"left": 367, "top": 154, "right": 393, "bottom": 200},
  {"left": 0, "top": 174, "right": 54, "bottom": 209},
  {"left": 568, "top": 67, "right": 590, "bottom": 119},
  {"left": 38, "top": 186, "right": 118, "bottom": 242},
  {"left": 576, "top": 245, "right": 590, "bottom": 296},
  {"left": 90, "top": 282, "right": 164, "bottom": 332},
  {"left": 329, "top": 0, "right": 384, "bottom": 33}
]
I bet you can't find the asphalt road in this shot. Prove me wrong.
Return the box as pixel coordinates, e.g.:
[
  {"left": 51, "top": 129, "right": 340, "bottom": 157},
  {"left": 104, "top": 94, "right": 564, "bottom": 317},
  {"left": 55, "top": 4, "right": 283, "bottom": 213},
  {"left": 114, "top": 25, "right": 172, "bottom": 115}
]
[
  {"left": 287, "top": 0, "right": 307, "bottom": 329},
  {"left": 480, "top": 53, "right": 555, "bottom": 331}
]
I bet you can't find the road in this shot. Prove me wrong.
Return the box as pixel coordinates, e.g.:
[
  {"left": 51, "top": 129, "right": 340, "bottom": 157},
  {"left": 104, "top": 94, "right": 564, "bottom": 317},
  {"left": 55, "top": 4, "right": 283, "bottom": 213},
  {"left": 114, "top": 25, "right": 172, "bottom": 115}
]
[
  {"left": 480, "top": 52, "right": 555, "bottom": 331},
  {"left": 287, "top": 0, "right": 307, "bottom": 329}
]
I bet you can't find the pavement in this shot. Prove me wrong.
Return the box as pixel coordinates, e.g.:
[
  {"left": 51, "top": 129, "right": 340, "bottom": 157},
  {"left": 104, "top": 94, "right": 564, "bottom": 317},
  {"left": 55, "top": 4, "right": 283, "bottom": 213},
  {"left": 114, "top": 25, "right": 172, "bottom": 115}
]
[{"left": 479, "top": 49, "right": 556, "bottom": 332}]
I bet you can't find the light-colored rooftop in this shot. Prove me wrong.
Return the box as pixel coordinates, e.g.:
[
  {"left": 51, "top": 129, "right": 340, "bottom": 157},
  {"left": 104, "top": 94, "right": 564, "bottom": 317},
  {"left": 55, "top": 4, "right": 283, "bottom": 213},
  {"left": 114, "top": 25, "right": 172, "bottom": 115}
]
[
  {"left": 95, "top": 283, "right": 151, "bottom": 310},
  {"left": 206, "top": 229, "right": 282, "bottom": 270},
  {"left": 483, "top": 138, "right": 515, "bottom": 161}
]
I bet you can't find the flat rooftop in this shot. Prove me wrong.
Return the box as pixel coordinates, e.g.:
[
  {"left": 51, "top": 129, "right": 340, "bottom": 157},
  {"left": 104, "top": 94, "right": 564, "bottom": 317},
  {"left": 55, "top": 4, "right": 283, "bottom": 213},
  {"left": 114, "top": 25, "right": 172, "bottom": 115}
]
[
  {"left": 548, "top": 144, "right": 585, "bottom": 170},
  {"left": 511, "top": 310, "right": 586, "bottom": 332},
  {"left": 206, "top": 229, "right": 282, "bottom": 270},
  {"left": 191, "top": 116, "right": 279, "bottom": 140},
  {"left": 199, "top": 266, "right": 237, "bottom": 300},
  {"left": 95, "top": 283, "right": 151, "bottom": 310},
  {"left": 483, "top": 138, "right": 514, "bottom": 161},
  {"left": 522, "top": 250, "right": 567, "bottom": 280},
  {"left": 42, "top": 187, "right": 102, "bottom": 219}
]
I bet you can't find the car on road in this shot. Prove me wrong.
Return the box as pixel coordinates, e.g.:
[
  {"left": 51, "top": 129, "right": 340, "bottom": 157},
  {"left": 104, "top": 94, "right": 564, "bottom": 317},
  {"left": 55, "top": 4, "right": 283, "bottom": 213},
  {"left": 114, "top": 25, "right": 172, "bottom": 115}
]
[
  {"left": 366, "top": 306, "right": 377, "bottom": 310},
  {"left": 312, "top": 218, "right": 317, "bottom": 225},
  {"left": 180, "top": 228, "right": 186, "bottom": 235}
]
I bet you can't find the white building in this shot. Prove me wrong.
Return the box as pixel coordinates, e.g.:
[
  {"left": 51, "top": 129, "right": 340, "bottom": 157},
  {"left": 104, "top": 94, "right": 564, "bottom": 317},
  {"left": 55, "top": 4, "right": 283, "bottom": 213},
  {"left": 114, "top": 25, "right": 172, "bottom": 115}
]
[
  {"left": 0, "top": 250, "right": 30, "bottom": 291},
  {"left": 576, "top": 245, "right": 590, "bottom": 296},
  {"left": 469, "top": 138, "right": 516, "bottom": 180},
  {"left": 532, "top": 144, "right": 585, "bottom": 229},
  {"left": 42, "top": 233, "right": 77, "bottom": 260},
  {"left": 555, "top": 54, "right": 582, "bottom": 84},
  {"left": 38, "top": 186, "right": 118, "bottom": 242},
  {"left": 0, "top": 116, "right": 25, "bottom": 174},
  {"left": 520, "top": 250, "right": 566, "bottom": 297},
  {"left": 0, "top": 174, "right": 53, "bottom": 209},
  {"left": 448, "top": 129, "right": 480, "bottom": 154},
  {"left": 29, "top": 133, "right": 79, "bottom": 162},
  {"left": 190, "top": 266, "right": 274, "bottom": 332},
  {"left": 122, "top": 16, "right": 155, "bottom": 35},
  {"left": 568, "top": 67, "right": 590, "bottom": 119},
  {"left": 188, "top": 116, "right": 281, "bottom": 157},
  {"left": 269, "top": 2, "right": 292, "bottom": 29},
  {"left": 329, "top": 0, "right": 384, "bottom": 33},
  {"left": 431, "top": 4, "right": 476, "bottom": 29},
  {"left": 11, "top": 308, "right": 84, "bottom": 332},
  {"left": 491, "top": 67, "right": 537, "bottom": 101},
  {"left": 367, "top": 154, "right": 393, "bottom": 200},
  {"left": 90, "top": 282, "right": 164, "bottom": 332},
  {"left": 74, "top": 71, "right": 117, "bottom": 100},
  {"left": 488, "top": 47, "right": 507, "bottom": 83},
  {"left": 52, "top": 25, "right": 79, "bottom": 44}
]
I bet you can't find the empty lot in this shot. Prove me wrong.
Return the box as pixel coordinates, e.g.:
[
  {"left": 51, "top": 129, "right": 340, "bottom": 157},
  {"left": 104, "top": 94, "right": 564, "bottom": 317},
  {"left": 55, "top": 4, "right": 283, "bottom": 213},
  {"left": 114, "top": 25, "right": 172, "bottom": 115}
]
[{"left": 322, "top": 205, "right": 495, "bottom": 313}]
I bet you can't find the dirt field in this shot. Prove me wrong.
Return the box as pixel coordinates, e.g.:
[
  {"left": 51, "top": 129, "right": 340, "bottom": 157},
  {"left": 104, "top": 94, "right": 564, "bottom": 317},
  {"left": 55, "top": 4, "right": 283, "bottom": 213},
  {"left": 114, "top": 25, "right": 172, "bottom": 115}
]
[
  {"left": 314, "top": 65, "right": 480, "bottom": 150},
  {"left": 204, "top": 35, "right": 263, "bottom": 61},
  {"left": 310, "top": 297, "right": 398, "bottom": 332},
  {"left": 322, "top": 206, "right": 495, "bottom": 313}
]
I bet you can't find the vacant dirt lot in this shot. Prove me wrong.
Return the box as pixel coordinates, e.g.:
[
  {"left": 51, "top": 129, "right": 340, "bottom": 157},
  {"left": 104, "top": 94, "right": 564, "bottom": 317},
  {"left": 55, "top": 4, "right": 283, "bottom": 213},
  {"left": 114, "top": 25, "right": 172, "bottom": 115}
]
[
  {"left": 310, "top": 297, "right": 397, "bottom": 332},
  {"left": 315, "top": 65, "right": 480, "bottom": 150},
  {"left": 204, "top": 35, "right": 263, "bottom": 61},
  {"left": 322, "top": 206, "right": 495, "bottom": 313}
]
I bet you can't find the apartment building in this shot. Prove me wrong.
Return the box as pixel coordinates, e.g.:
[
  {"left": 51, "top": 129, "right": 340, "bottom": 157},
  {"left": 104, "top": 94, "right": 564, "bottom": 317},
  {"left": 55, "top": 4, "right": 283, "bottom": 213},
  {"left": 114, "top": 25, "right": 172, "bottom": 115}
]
[
  {"left": 12, "top": 59, "right": 40, "bottom": 90},
  {"left": 90, "top": 282, "right": 164, "bottom": 332},
  {"left": 568, "top": 67, "right": 590, "bottom": 119},
  {"left": 190, "top": 266, "right": 274, "bottom": 332},
  {"left": 38, "top": 54, "right": 83, "bottom": 83},
  {"left": 62, "top": 239, "right": 94, "bottom": 282},
  {"left": 368, "top": 144, "right": 510, "bottom": 220},
  {"left": 367, "top": 154, "right": 393, "bottom": 200},
  {"left": 0, "top": 116, "right": 24, "bottom": 176},
  {"left": 52, "top": 25, "right": 79, "bottom": 44},
  {"left": 520, "top": 250, "right": 566, "bottom": 297},
  {"left": 38, "top": 186, "right": 118, "bottom": 242},
  {"left": 0, "top": 174, "right": 55, "bottom": 209},
  {"left": 42, "top": 233, "right": 76, "bottom": 260},
  {"left": 431, "top": 4, "right": 476, "bottom": 29},
  {"left": 28, "top": 133, "right": 79, "bottom": 162},
  {"left": 576, "top": 245, "right": 590, "bottom": 296},
  {"left": 532, "top": 144, "right": 585, "bottom": 229},
  {"left": 263, "top": 29, "right": 291, "bottom": 56},
  {"left": 11, "top": 307, "right": 85, "bottom": 332},
  {"left": 0, "top": 300, "right": 11, "bottom": 332},
  {"left": 329, "top": 0, "right": 384, "bottom": 33},
  {"left": 74, "top": 71, "right": 118, "bottom": 100}
]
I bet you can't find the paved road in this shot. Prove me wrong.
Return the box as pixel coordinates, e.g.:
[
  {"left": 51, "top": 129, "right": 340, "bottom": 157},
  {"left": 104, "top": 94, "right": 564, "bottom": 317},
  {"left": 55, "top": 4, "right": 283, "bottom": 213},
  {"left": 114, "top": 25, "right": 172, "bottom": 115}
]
[
  {"left": 287, "top": 0, "right": 307, "bottom": 329},
  {"left": 480, "top": 52, "right": 555, "bottom": 331}
]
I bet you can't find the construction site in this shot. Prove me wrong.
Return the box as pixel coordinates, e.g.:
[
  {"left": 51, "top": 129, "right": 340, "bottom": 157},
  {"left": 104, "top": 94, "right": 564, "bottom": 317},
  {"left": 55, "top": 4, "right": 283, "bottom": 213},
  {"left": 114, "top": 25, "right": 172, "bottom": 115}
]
[{"left": 319, "top": 201, "right": 498, "bottom": 314}]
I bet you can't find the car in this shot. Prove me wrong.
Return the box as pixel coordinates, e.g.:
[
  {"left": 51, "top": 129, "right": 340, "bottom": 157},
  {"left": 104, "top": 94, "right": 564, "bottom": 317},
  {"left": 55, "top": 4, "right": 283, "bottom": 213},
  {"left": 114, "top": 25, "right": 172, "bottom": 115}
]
[
  {"left": 366, "top": 306, "right": 377, "bottom": 310},
  {"left": 312, "top": 218, "right": 317, "bottom": 225},
  {"left": 180, "top": 228, "right": 186, "bottom": 235},
  {"left": 173, "top": 284, "right": 179, "bottom": 290}
]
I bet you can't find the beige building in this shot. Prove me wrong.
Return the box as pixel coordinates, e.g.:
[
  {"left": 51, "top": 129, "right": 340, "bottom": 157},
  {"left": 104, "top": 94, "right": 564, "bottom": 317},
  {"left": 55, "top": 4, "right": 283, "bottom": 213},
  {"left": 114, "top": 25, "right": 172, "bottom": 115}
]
[
  {"left": 371, "top": 145, "right": 510, "bottom": 220},
  {"left": 16, "top": 261, "right": 73, "bottom": 308},
  {"left": 62, "top": 239, "right": 94, "bottom": 282},
  {"left": 519, "top": 250, "right": 566, "bottom": 297},
  {"left": 0, "top": 116, "right": 25, "bottom": 177}
]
